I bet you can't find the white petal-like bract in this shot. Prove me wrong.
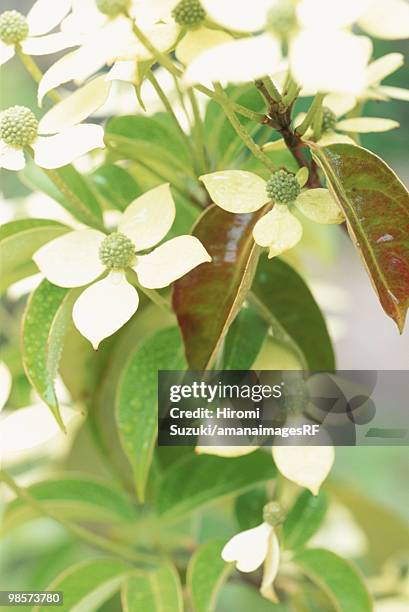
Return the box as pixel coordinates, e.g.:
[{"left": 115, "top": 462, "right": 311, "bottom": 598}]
[
  {"left": 336, "top": 117, "right": 399, "bottom": 133},
  {"left": 33, "top": 229, "right": 105, "bottom": 288},
  {"left": 260, "top": 529, "right": 280, "bottom": 602},
  {"left": 39, "top": 76, "right": 111, "bottom": 134},
  {"left": 0, "top": 362, "right": 12, "bottom": 413},
  {"left": 119, "top": 184, "right": 176, "bottom": 250},
  {"left": 195, "top": 445, "right": 257, "bottom": 457},
  {"left": 296, "top": 189, "right": 345, "bottom": 224},
  {"left": 134, "top": 236, "right": 211, "bottom": 289},
  {"left": 0, "top": 141, "right": 26, "bottom": 171},
  {"left": 200, "top": 170, "right": 268, "bottom": 213},
  {"left": 358, "top": 0, "right": 409, "bottom": 39},
  {"left": 222, "top": 522, "right": 272, "bottom": 572},
  {"left": 27, "top": 0, "right": 72, "bottom": 37},
  {"left": 33, "top": 124, "right": 105, "bottom": 169},
  {"left": 272, "top": 444, "right": 335, "bottom": 495},
  {"left": 377, "top": 86, "right": 409, "bottom": 102},
  {"left": 253, "top": 206, "right": 303, "bottom": 258},
  {"left": 22, "top": 33, "right": 79, "bottom": 56},
  {"left": 202, "top": 0, "right": 272, "bottom": 32},
  {"left": 0, "top": 40, "right": 15, "bottom": 66},
  {"left": 72, "top": 273, "right": 139, "bottom": 349},
  {"left": 184, "top": 35, "right": 282, "bottom": 86},
  {"left": 297, "top": 0, "right": 370, "bottom": 29},
  {"left": 176, "top": 27, "right": 233, "bottom": 65},
  {"left": 366, "top": 53, "right": 404, "bottom": 85}
]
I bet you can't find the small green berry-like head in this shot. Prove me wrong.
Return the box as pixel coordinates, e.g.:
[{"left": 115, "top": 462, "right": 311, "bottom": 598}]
[
  {"left": 172, "top": 0, "right": 206, "bottom": 27},
  {"left": 266, "top": 1, "right": 297, "bottom": 37},
  {"left": 266, "top": 169, "right": 301, "bottom": 204},
  {"left": 0, "top": 10, "right": 29, "bottom": 45},
  {"left": 99, "top": 232, "right": 136, "bottom": 270},
  {"left": 263, "top": 501, "right": 286, "bottom": 527},
  {"left": 321, "top": 106, "right": 337, "bottom": 133},
  {"left": 0, "top": 106, "right": 38, "bottom": 148},
  {"left": 95, "top": 0, "right": 130, "bottom": 17}
]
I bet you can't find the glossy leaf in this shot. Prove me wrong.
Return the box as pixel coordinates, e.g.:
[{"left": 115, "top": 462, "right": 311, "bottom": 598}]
[
  {"left": 312, "top": 143, "right": 409, "bottom": 332},
  {"left": 283, "top": 490, "right": 328, "bottom": 550},
  {"left": 157, "top": 451, "right": 276, "bottom": 519},
  {"left": 235, "top": 486, "right": 268, "bottom": 531},
  {"left": 90, "top": 164, "right": 143, "bottom": 211},
  {"left": 116, "top": 327, "right": 186, "bottom": 502},
  {"left": 173, "top": 205, "right": 266, "bottom": 369},
  {"left": 223, "top": 306, "right": 269, "bottom": 369},
  {"left": 187, "top": 540, "right": 232, "bottom": 612},
  {"left": 22, "top": 279, "right": 78, "bottom": 430},
  {"left": 252, "top": 255, "right": 335, "bottom": 370},
  {"left": 294, "top": 548, "right": 372, "bottom": 612},
  {"left": 20, "top": 162, "right": 104, "bottom": 229},
  {"left": 2, "top": 476, "right": 138, "bottom": 533},
  {"left": 121, "top": 563, "right": 183, "bottom": 612},
  {"left": 34, "top": 558, "right": 131, "bottom": 612},
  {"left": 0, "top": 219, "right": 68, "bottom": 293}
]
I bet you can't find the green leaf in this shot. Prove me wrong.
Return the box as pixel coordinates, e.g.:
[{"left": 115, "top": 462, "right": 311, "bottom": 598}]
[
  {"left": 187, "top": 540, "right": 232, "bottom": 612},
  {"left": 2, "top": 476, "right": 138, "bottom": 533},
  {"left": 252, "top": 255, "right": 335, "bottom": 370},
  {"left": 293, "top": 548, "right": 372, "bottom": 612},
  {"left": 22, "top": 279, "right": 78, "bottom": 429},
  {"left": 157, "top": 451, "right": 276, "bottom": 519},
  {"left": 116, "top": 327, "right": 186, "bottom": 502},
  {"left": 34, "top": 558, "right": 131, "bottom": 612},
  {"left": 283, "top": 490, "right": 328, "bottom": 550},
  {"left": 311, "top": 143, "right": 409, "bottom": 332},
  {"left": 90, "top": 164, "right": 143, "bottom": 211},
  {"left": 0, "top": 219, "right": 68, "bottom": 292},
  {"left": 173, "top": 205, "right": 266, "bottom": 369},
  {"left": 223, "top": 306, "right": 269, "bottom": 369},
  {"left": 235, "top": 487, "right": 268, "bottom": 531},
  {"left": 121, "top": 563, "right": 183, "bottom": 612},
  {"left": 20, "top": 162, "right": 104, "bottom": 229}
]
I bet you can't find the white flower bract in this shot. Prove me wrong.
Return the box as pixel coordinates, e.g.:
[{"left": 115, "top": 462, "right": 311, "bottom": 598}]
[{"left": 33, "top": 184, "right": 211, "bottom": 348}]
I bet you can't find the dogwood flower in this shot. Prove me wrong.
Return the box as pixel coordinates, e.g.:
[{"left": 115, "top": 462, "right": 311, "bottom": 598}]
[
  {"left": 180, "top": 0, "right": 372, "bottom": 95},
  {"left": 33, "top": 184, "right": 211, "bottom": 349},
  {"left": 38, "top": 0, "right": 179, "bottom": 104},
  {"left": 0, "top": 0, "right": 77, "bottom": 67},
  {"left": 200, "top": 168, "right": 344, "bottom": 259},
  {"left": 222, "top": 510, "right": 281, "bottom": 602},
  {"left": 0, "top": 74, "right": 109, "bottom": 173},
  {"left": 0, "top": 362, "right": 12, "bottom": 413}
]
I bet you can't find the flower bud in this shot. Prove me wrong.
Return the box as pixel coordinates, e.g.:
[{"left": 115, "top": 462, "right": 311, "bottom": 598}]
[
  {"left": 99, "top": 232, "right": 136, "bottom": 270},
  {"left": 266, "top": 1, "right": 297, "bottom": 37},
  {"left": 266, "top": 169, "right": 301, "bottom": 204},
  {"left": 0, "top": 106, "right": 38, "bottom": 148},
  {"left": 96, "top": 0, "right": 130, "bottom": 17},
  {"left": 263, "top": 501, "right": 286, "bottom": 526},
  {"left": 321, "top": 107, "right": 337, "bottom": 133},
  {"left": 0, "top": 10, "right": 29, "bottom": 45},
  {"left": 172, "top": 0, "right": 206, "bottom": 27}
]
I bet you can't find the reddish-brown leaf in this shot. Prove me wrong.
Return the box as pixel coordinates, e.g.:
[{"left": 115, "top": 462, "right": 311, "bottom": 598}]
[
  {"left": 312, "top": 143, "right": 409, "bottom": 332},
  {"left": 172, "top": 204, "right": 266, "bottom": 368}
]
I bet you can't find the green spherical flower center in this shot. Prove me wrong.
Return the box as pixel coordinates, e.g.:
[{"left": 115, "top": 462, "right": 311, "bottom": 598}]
[
  {"left": 95, "top": 0, "right": 130, "bottom": 17},
  {"left": 172, "top": 0, "right": 206, "bottom": 27},
  {"left": 321, "top": 106, "right": 337, "bottom": 133},
  {"left": 263, "top": 501, "right": 286, "bottom": 527},
  {"left": 266, "top": 1, "right": 297, "bottom": 37},
  {"left": 99, "top": 232, "right": 136, "bottom": 270},
  {"left": 266, "top": 169, "right": 301, "bottom": 204},
  {"left": 0, "top": 106, "right": 38, "bottom": 148},
  {"left": 0, "top": 10, "right": 29, "bottom": 45}
]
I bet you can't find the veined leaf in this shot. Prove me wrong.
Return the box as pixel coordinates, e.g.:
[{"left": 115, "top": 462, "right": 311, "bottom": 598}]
[
  {"left": 311, "top": 143, "right": 409, "bottom": 332},
  {"left": 0, "top": 219, "right": 68, "bottom": 293},
  {"left": 34, "top": 558, "right": 131, "bottom": 612},
  {"left": 293, "top": 548, "right": 372, "bottom": 612},
  {"left": 22, "top": 279, "right": 78, "bottom": 430},
  {"left": 90, "top": 164, "right": 143, "bottom": 211},
  {"left": 20, "top": 162, "right": 104, "bottom": 229},
  {"left": 283, "top": 490, "right": 328, "bottom": 550},
  {"left": 222, "top": 306, "right": 269, "bottom": 369},
  {"left": 157, "top": 451, "right": 275, "bottom": 519},
  {"left": 252, "top": 255, "right": 335, "bottom": 370},
  {"left": 187, "top": 540, "right": 232, "bottom": 612},
  {"left": 121, "top": 563, "right": 183, "bottom": 612},
  {"left": 2, "top": 476, "right": 138, "bottom": 533},
  {"left": 173, "top": 205, "right": 266, "bottom": 369},
  {"left": 116, "top": 327, "right": 186, "bottom": 502}
]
